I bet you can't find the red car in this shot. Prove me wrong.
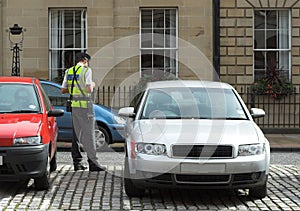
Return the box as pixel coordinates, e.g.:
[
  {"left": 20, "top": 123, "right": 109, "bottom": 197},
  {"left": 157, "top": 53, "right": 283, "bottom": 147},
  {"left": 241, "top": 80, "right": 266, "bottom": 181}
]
[{"left": 0, "top": 77, "right": 64, "bottom": 190}]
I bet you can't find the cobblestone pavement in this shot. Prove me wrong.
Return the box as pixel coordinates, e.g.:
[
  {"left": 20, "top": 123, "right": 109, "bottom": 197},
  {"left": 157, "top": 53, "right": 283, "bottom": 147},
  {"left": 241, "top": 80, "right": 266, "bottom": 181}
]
[{"left": 0, "top": 152, "right": 299, "bottom": 210}]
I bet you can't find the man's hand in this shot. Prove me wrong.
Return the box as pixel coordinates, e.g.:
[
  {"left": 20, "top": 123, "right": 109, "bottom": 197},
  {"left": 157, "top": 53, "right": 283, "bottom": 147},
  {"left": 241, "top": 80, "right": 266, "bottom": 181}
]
[
  {"left": 86, "top": 82, "right": 96, "bottom": 93},
  {"left": 61, "top": 88, "right": 69, "bottom": 94}
]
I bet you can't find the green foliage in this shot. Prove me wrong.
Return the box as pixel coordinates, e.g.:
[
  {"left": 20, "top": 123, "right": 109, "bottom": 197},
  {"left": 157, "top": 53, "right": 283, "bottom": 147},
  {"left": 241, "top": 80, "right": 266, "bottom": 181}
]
[
  {"left": 251, "top": 57, "right": 294, "bottom": 99},
  {"left": 251, "top": 78, "right": 294, "bottom": 99},
  {"left": 53, "top": 76, "right": 63, "bottom": 85}
]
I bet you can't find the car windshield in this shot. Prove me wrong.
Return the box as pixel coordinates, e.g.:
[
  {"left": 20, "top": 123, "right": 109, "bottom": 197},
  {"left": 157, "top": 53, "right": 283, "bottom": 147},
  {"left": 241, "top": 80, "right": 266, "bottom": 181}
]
[
  {"left": 0, "top": 83, "right": 41, "bottom": 113},
  {"left": 141, "top": 87, "right": 247, "bottom": 120}
]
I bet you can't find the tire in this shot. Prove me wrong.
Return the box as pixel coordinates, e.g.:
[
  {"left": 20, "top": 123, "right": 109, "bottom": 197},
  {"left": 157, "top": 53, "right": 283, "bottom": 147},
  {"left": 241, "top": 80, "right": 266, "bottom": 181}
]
[
  {"left": 124, "top": 158, "right": 145, "bottom": 197},
  {"left": 20, "top": 179, "right": 30, "bottom": 188},
  {"left": 34, "top": 157, "right": 50, "bottom": 190},
  {"left": 95, "top": 124, "right": 111, "bottom": 151},
  {"left": 50, "top": 151, "right": 57, "bottom": 172},
  {"left": 249, "top": 182, "right": 267, "bottom": 199}
]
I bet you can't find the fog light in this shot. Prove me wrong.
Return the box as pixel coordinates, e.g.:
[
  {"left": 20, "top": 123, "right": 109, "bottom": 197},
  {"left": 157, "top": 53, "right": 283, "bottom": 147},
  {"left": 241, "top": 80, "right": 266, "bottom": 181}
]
[
  {"left": 145, "top": 173, "right": 153, "bottom": 178},
  {"left": 251, "top": 173, "right": 260, "bottom": 180}
]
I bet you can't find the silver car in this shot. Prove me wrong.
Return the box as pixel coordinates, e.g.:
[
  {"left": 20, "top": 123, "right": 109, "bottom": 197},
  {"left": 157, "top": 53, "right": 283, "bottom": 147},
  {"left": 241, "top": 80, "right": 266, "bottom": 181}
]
[{"left": 119, "top": 80, "right": 270, "bottom": 198}]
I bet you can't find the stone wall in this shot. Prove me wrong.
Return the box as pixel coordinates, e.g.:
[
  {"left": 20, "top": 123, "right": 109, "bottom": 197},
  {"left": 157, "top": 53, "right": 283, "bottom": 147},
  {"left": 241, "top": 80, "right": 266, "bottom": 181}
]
[
  {"left": 1, "top": 0, "right": 213, "bottom": 88},
  {"left": 219, "top": 0, "right": 300, "bottom": 86},
  {"left": 93, "top": 0, "right": 214, "bottom": 87}
]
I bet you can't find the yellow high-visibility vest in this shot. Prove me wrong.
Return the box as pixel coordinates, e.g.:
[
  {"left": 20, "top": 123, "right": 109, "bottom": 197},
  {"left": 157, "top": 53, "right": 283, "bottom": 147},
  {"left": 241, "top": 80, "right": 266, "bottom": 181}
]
[{"left": 66, "top": 65, "right": 89, "bottom": 108}]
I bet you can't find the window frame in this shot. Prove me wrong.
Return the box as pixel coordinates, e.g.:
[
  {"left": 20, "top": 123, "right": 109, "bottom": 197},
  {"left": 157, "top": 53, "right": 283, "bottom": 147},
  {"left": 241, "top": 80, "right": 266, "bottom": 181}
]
[
  {"left": 139, "top": 8, "right": 179, "bottom": 78},
  {"left": 48, "top": 8, "right": 88, "bottom": 81},
  {"left": 253, "top": 9, "right": 291, "bottom": 81}
]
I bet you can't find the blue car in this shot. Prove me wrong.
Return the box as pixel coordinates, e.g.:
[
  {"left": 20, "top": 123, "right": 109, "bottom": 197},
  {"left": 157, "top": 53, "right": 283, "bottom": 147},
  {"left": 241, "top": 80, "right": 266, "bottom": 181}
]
[{"left": 40, "top": 80, "right": 125, "bottom": 150}]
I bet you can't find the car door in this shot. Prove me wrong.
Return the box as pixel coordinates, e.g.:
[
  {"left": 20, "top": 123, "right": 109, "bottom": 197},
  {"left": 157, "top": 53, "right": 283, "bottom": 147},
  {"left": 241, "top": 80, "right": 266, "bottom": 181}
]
[
  {"left": 40, "top": 82, "right": 72, "bottom": 141},
  {"left": 38, "top": 83, "right": 58, "bottom": 149}
]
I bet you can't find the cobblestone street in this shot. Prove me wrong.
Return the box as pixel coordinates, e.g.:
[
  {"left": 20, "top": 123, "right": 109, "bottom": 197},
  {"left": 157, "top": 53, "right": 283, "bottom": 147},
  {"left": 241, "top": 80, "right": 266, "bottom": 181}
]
[{"left": 0, "top": 152, "right": 299, "bottom": 210}]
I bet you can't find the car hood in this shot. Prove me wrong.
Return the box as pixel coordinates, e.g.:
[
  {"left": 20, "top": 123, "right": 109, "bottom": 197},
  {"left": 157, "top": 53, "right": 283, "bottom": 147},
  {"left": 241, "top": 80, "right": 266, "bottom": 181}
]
[
  {"left": 95, "top": 104, "right": 117, "bottom": 114},
  {"left": 135, "top": 119, "right": 264, "bottom": 146},
  {"left": 0, "top": 114, "right": 42, "bottom": 139}
]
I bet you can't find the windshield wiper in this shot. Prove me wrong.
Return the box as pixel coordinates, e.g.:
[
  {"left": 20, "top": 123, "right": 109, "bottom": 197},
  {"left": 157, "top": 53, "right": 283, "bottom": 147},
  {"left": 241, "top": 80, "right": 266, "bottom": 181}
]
[
  {"left": 165, "top": 116, "right": 182, "bottom": 119},
  {"left": 224, "top": 117, "right": 247, "bottom": 120},
  {"left": 180, "top": 116, "right": 211, "bottom": 119},
  {"left": 144, "top": 116, "right": 182, "bottom": 119},
  {"left": 196, "top": 117, "right": 247, "bottom": 120},
  {"left": 209, "top": 117, "right": 247, "bottom": 120}
]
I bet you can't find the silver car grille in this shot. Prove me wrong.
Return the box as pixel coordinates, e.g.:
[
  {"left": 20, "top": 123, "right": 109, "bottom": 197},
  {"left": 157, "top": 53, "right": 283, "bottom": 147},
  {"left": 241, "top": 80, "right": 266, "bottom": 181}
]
[{"left": 172, "top": 145, "right": 233, "bottom": 158}]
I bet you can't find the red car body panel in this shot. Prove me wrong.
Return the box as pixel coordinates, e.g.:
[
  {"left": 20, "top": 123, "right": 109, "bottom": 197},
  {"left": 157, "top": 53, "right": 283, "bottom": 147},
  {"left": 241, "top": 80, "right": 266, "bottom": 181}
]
[{"left": 0, "top": 114, "right": 42, "bottom": 146}]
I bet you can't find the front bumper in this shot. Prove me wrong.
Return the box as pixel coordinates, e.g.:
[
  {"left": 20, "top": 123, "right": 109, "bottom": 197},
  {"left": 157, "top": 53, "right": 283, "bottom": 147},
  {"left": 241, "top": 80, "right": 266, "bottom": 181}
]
[
  {"left": 132, "top": 153, "right": 268, "bottom": 174},
  {"left": 128, "top": 153, "right": 269, "bottom": 189},
  {"left": 131, "top": 170, "right": 268, "bottom": 190},
  {"left": 0, "top": 144, "right": 49, "bottom": 181}
]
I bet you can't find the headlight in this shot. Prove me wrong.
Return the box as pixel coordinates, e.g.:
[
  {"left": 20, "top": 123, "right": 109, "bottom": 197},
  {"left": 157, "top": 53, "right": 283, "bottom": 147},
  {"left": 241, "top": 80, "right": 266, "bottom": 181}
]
[
  {"left": 136, "top": 143, "right": 166, "bottom": 155},
  {"left": 113, "top": 115, "right": 126, "bottom": 124},
  {"left": 14, "top": 136, "right": 42, "bottom": 145},
  {"left": 238, "top": 143, "right": 265, "bottom": 156}
]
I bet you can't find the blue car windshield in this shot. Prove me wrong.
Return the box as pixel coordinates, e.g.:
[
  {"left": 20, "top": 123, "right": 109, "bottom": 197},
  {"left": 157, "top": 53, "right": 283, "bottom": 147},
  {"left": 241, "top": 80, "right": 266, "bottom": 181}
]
[
  {"left": 141, "top": 87, "right": 248, "bottom": 120},
  {"left": 0, "top": 84, "right": 41, "bottom": 113}
]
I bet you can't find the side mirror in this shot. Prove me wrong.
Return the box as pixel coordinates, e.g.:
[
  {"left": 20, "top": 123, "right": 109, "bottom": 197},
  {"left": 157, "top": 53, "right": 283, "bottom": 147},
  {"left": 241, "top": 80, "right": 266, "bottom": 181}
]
[
  {"left": 48, "top": 109, "right": 64, "bottom": 117},
  {"left": 119, "top": 107, "right": 135, "bottom": 118},
  {"left": 250, "top": 108, "right": 265, "bottom": 119}
]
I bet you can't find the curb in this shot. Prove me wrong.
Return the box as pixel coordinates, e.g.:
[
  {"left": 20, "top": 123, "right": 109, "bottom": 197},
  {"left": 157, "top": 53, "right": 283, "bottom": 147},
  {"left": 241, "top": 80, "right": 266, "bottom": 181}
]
[
  {"left": 270, "top": 147, "right": 300, "bottom": 153},
  {"left": 57, "top": 145, "right": 124, "bottom": 152}
]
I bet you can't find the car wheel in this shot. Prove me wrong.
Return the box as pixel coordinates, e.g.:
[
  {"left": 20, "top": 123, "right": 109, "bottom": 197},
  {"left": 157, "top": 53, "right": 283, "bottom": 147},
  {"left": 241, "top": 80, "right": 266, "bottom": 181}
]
[
  {"left": 50, "top": 151, "right": 57, "bottom": 172},
  {"left": 249, "top": 182, "right": 267, "bottom": 198},
  {"left": 95, "top": 124, "right": 110, "bottom": 151},
  {"left": 124, "top": 158, "right": 145, "bottom": 197},
  {"left": 34, "top": 157, "right": 50, "bottom": 190}
]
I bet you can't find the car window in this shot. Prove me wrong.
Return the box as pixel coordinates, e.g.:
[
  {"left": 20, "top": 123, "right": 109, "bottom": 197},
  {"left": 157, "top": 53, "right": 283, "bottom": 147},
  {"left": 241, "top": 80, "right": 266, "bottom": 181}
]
[
  {"left": 141, "top": 87, "right": 247, "bottom": 120},
  {"left": 41, "top": 83, "right": 69, "bottom": 106},
  {"left": 130, "top": 91, "right": 144, "bottom": 113},
  {"left": 38, "top": 83, "right": 53, "bottom": 111},
  {"left": 0, "top": 83, "right": 41, "bottom": 113}
]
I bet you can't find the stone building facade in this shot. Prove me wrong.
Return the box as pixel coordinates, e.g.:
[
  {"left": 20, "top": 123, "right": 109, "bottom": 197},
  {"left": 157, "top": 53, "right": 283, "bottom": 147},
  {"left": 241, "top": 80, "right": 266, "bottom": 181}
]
[
  {"left": 0, "top": 0, "right": 299, "bottom": 88},
  {"left": 219, "top": 0, "right": 300, "bottom": 86},
  {"left": 0, "top": 0, "right": 214, "bottom": 87}
]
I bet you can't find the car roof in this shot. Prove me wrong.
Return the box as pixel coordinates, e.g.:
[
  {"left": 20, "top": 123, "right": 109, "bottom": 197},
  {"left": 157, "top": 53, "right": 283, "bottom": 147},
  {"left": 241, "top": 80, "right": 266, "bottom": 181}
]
[
  {"left": 145, "top": 80, "right": 234, "bottom": 90},
  {"left": 0, "top": 76, "right": 38, "bottom": 84},
  {"left": 40, "top": 79, "right": 61, "bottom": 87}
]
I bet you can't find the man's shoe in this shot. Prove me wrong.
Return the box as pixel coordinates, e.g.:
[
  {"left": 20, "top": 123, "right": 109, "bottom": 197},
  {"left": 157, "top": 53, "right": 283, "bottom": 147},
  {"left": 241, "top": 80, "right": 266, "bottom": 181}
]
[
  {"left": 74, "top": 163, "right": 87, "bottom": 171},
  {"left": 89, "top": 164, "right": 106, "bottom": 172}
]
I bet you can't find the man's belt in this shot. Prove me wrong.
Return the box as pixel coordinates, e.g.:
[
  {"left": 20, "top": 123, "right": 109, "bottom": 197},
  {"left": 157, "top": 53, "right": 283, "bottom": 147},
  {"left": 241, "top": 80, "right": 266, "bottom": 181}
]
[{"left": 72, "top": 96, "right": 91, "bottom": 101}]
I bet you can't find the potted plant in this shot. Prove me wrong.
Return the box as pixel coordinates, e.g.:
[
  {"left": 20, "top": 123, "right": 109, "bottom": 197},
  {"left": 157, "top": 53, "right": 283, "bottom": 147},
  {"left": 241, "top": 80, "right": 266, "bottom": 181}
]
[{"left": 251, "top": 57, "right": 294, "bottom": 99}]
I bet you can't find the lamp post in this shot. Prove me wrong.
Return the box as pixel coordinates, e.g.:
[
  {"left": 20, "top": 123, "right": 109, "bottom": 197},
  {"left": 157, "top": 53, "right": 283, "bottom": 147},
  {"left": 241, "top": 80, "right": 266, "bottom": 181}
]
[{"left": 9, "top": 24, "right": 24, "bottom": 76}]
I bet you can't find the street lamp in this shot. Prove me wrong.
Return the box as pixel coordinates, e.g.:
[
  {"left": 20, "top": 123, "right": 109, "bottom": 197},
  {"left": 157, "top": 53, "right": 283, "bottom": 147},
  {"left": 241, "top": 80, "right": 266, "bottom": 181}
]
[{"left": 9, "top": 24, "right": 24, "bottom": 76}]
